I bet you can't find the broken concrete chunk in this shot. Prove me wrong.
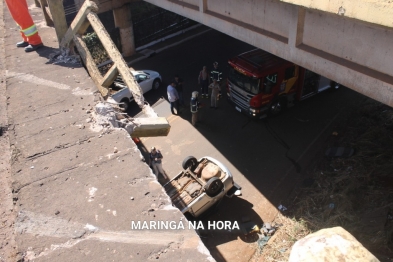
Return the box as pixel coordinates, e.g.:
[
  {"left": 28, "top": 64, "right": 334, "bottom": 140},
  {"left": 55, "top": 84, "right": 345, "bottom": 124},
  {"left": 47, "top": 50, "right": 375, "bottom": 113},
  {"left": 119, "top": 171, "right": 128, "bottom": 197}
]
[
  {"left": 71, "top": 229, "right": 86, "bottom": 239},
  {"left": 288, "top": 227, "right": 378, "bottom": 262}
]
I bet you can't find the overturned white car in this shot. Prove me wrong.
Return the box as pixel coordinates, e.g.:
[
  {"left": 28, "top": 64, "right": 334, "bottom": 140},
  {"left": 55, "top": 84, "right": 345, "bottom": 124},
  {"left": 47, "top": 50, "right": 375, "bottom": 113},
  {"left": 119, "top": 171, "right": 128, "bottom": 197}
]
[{"left": 164, "top": 156, "right": 241, "bottom": 218}]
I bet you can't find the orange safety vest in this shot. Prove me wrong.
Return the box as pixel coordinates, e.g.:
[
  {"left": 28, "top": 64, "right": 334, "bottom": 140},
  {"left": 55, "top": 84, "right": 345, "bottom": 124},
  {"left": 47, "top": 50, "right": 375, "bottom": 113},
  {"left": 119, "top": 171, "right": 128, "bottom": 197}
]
[{"left": 5, "top": 0, "right": 42, "bottom": 45}]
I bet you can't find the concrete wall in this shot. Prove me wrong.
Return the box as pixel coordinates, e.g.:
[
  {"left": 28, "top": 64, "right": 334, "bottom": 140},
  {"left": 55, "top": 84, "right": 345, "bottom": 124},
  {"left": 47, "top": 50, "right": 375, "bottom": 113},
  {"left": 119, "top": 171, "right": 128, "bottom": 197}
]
[
  {"left": 303, "top": 9, "right": 393, "bottom": 77},
  {"left": 143, "top": 0, "right": 393, "bottom": 107},
  {"left": 282, "top": 0, "right": 393, "bottom": 28},
  {"left": 207, "top": 0, "right": 291, "bottom": 39}
]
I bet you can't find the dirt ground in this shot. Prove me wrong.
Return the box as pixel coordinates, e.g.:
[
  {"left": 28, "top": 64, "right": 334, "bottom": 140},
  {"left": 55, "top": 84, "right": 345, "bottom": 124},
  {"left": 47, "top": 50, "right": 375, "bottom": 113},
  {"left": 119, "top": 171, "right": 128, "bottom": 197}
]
[{"left": 251, "top": 98, "right": 393, "bottom": 261}]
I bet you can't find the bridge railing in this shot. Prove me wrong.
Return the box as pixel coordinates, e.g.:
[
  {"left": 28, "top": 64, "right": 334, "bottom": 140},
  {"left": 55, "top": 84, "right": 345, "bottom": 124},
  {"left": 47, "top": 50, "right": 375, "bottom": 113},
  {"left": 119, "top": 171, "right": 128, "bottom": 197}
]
[{"left": 44, "top": 0, "right": 170, "bottom": 137}]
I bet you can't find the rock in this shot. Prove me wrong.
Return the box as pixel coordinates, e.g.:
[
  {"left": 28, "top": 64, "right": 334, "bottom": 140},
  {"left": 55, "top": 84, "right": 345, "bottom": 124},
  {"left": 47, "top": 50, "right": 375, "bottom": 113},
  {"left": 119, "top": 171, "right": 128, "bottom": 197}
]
[
  {"left": 72, "top": 229, "right": 86, "bottom": 239},
  {"left": 114, "top": 147, "right": 118, "bottom": 153},
  {"left": 288, "top": 227, "right": 379, "bottom": 262}
]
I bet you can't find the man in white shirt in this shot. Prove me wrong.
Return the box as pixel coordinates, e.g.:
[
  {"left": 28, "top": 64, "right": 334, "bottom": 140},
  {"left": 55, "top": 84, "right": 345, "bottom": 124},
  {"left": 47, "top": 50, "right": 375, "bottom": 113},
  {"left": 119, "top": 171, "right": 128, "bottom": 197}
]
[{"left": 167, "top": 82, "right": 180, "bottom": 115}]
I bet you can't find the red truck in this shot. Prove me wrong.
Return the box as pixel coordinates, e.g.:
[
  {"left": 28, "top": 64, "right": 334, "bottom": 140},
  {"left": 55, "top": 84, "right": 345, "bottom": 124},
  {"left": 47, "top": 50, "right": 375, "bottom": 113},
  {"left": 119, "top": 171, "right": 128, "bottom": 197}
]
[{"left": 227, "top": 49, "right": 339, "bottom": 118}]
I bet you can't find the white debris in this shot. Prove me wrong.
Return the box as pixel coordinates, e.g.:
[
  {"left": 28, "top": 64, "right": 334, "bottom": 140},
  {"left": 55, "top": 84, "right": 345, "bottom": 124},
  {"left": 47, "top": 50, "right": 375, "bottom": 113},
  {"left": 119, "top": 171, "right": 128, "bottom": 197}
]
[
  {"left": 49, "top": 48, "right": 80, "bottom": 65},
  {"left": 88, "top": 187, "right": 97, "bottom": 202},
  {"left": 84, "top": 224, "right": 98, "bottom": 232}
]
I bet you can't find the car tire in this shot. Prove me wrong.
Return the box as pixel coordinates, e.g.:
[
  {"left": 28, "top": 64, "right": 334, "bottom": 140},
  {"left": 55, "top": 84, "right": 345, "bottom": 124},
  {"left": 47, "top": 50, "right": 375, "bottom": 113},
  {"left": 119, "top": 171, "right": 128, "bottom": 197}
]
[
  {"left": 153, "top": 79, "right": 161, "bottom": 90},
  {"left": 119, "top": 98, "right": 130, "bottom": 111},
  {"left": 182, "top": 156, "right": 198, "bottom": 171},
  {"left": 204, "top": 177, "right": 224, "bottom": 197}
]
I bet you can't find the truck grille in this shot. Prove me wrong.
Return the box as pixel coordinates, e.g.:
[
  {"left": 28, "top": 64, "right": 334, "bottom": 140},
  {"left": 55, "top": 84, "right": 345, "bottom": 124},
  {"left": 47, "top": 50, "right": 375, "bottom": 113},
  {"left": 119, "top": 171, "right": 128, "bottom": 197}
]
[{"left": 228, "top": 82, "right": 253, "bottom": 110}]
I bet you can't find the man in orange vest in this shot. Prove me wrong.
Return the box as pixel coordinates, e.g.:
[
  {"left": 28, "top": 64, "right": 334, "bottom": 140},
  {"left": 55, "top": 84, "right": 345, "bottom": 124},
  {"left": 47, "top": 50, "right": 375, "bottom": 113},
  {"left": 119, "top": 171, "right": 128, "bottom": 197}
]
[{"left": 5, "top": 0, "right": 44, "bottom": 52}]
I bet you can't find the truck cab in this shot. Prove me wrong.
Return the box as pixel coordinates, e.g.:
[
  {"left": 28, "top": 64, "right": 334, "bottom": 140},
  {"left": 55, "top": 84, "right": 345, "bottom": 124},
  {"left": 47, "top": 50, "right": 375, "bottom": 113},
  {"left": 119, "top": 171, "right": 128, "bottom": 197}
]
[{"left": 227, "top": 49, "right": 335, "bottom": 118}]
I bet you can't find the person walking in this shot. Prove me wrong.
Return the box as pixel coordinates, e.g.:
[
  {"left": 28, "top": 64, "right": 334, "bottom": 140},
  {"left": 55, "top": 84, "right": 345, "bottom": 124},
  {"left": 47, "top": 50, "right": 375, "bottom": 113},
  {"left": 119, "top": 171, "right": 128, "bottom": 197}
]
[
  {"left": 209, "top": 79, "right": 221, "bottom": 109},
  {"left": 210, "top": 62, "right": 223, "bottom": 99},
  {"left": 174, "top": 74, "right": 184, "bottom": 106},
  {"left": 190, "top": 91, "right": 202, "bottom": 126},
  {"left": 167, "top": 81, "right": 180, "bottom": 115},
  {"left": 198, "top": 66, "right": 210, "bottom": 98},
  {"left": 5, "top": 0, "right": 44, "bottom": 52},
  {"left": 149, "top": 147, "right": 168, "bottom": 180}
]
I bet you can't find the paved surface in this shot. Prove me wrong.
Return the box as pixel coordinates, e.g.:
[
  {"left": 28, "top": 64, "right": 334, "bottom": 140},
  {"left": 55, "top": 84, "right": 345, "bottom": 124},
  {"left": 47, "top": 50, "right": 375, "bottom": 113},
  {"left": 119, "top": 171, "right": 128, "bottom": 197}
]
[
  {"left": 0, "top": 1, "right": 213, "bottom": 261},
  {"left": 125, "top": 21, "right": 368, "bottom": 262}
]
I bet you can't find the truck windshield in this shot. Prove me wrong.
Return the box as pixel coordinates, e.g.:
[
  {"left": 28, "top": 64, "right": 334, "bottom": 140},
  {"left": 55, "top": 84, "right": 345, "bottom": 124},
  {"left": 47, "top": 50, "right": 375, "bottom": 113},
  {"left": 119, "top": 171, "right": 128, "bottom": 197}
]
[{"left": 228, "top": 68, "right": 260, "bottom": 94}]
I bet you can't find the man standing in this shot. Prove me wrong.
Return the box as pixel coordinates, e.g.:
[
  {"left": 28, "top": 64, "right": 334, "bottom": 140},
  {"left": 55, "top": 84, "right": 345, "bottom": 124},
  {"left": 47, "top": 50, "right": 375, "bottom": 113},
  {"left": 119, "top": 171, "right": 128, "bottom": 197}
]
[
  {"left": 167, "top": 82, "right": 180, "bottom": 115},
  {"left": 174, "top": 75, "right": 184, "bottom": 106},
  {"left": 210, "top": 62, "right": 223, "bottom": 99},
  {"left": 209, "top": 79, "right": 221, "bottom": 109},
  {"left": 5, "top": 0, "right": 44, "bottom": 52},
  {"left": 149, "top": 147, "right": 168, "bottom": 180},
  {"left": 198, "top": 66, "right": 210, "bottom": 98}
]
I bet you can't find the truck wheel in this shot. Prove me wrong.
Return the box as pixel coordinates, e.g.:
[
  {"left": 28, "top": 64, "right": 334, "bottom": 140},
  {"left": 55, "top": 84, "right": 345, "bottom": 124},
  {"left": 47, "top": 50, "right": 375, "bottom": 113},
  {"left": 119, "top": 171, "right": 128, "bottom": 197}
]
[
  {"left": 120, "top": 98, "right": 130, "bottom": 111},
  {"left": 330, "top": 81, "right": 340, "bottom": 90},
  {"left": 269, "top": 96, "right": 287, "bottom": 116},
  {"left": 182, "top": 156, "right": 198, "bottom": 171},
  {"left": 153, "top": 79, "right": 161, "bottom": 90},
  {"left": 204, "top": 177, "right": 224, "bottom": 197}
]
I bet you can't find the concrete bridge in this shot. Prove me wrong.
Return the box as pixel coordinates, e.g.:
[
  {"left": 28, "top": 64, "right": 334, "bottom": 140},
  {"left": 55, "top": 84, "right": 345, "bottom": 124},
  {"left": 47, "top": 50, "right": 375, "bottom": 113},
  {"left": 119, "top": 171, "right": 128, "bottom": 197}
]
[{"left": 135, "top": 0, "right": 393, "bottom": 108}]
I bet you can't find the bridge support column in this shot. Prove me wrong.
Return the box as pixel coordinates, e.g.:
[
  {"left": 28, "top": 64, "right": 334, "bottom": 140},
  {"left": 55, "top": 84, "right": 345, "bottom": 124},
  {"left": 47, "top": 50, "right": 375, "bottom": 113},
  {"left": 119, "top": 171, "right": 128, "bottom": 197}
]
[
  {"left": 288, "top": 6, "right": 306, "bottom": 48},
  {"left": 199, "top": 0, "right": 207, "bottom": 12},
  {"left": 113, "top": 4, "right": 135, "bottom": 57}
]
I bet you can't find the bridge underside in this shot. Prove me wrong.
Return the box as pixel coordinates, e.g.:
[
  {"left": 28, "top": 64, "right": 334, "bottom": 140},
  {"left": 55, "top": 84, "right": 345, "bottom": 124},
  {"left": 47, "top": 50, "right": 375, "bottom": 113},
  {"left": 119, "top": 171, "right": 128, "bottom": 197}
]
[{"left": 143, "top": 0, "right": 393, "bottom": 107}]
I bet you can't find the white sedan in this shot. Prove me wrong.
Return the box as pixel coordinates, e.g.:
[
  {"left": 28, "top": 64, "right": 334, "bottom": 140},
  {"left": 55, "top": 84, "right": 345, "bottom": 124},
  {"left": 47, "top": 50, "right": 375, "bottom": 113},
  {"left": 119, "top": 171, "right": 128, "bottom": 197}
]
[
  {"left": 111, "top": 70, "right": 162, "bottom": 110},
  {"left": 164, "top": 156, "right": 242, "bottom": 218}
]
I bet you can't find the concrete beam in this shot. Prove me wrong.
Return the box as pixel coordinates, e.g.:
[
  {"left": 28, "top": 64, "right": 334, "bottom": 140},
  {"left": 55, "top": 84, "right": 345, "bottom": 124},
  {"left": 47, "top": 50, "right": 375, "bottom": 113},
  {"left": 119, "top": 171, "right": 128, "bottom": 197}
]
[
  {"left": 281, "top": 0, "right": 393, "bottom": 28},
  {"left": 143, "top": 0, "right": 393, "bottom": 108},
  {"left": 47, "top": 0, "right": 68, "bottom": 44},
  {"left": 130, "top": 117, "right": 171, "bottom": 137},
  {"left": 91, "top": 0, "right": 139, "bottom": 14}
]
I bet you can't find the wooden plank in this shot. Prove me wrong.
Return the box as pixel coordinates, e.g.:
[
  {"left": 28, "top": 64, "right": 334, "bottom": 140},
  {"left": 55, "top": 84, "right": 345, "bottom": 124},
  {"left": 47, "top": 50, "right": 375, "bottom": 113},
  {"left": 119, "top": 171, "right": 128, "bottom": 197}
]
[
  {"left": 47, "top": 0, "right": 68, "bottom": 44},
  {"left": 86, "top": 12, "right": 145, "bottom": 107},
  {"left": 130, "top": 117, "right": 171, "bottom": 138},
  {"left": 60, "top": 1, "right": 99, "bottom": 48},
  {"left": 73, "top": 35, "right": 108, "bottom": 97}
]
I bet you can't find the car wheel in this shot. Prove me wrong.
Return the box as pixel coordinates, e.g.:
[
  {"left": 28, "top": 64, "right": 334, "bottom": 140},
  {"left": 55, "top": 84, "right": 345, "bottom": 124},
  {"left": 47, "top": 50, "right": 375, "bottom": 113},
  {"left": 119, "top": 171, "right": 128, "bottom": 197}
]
[
  {"left": 204, "top": 177, "right": 224, "bottom": 197},
  {"left": 182, "top": 156, "right": 198, "bottom": 171},
  {"left": 153, "top": 79, "right": 161, "bottom": 90},
  {"left": 119, "top": 98, "right": 130, "bottom": 111}
]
